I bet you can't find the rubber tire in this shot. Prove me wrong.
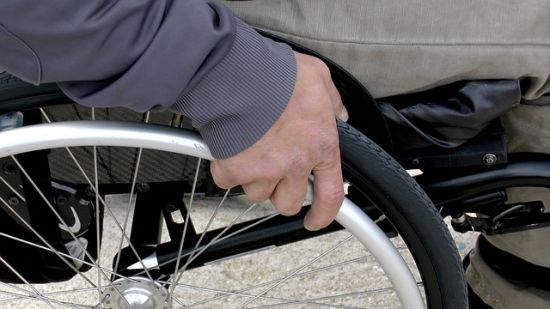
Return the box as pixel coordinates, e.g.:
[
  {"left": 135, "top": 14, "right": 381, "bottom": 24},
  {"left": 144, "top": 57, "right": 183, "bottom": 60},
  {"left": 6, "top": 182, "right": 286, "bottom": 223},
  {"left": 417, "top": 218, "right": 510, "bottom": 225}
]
[{"left": 338, "top": 121, "right": 467, "bottom": 308}]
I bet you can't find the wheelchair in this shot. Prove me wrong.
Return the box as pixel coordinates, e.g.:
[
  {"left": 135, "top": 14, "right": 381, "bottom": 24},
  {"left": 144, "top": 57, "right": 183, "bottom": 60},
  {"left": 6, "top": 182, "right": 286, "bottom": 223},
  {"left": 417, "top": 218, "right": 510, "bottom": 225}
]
[{"left": 2, "top": 35, "right": 542, "bottom": 308}]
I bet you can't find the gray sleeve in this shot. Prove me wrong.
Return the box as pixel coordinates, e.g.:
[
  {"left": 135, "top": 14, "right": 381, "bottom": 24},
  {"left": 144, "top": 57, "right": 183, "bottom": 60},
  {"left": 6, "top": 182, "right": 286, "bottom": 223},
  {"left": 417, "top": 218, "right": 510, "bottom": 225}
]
[{"left": 0, "top": 0, "right": 296, "bottom": 159}]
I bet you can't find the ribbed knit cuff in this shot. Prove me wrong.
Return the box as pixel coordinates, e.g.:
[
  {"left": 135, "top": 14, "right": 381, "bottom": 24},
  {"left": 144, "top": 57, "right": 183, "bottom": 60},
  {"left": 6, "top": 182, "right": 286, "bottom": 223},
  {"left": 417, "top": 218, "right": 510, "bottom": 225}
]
[{"left": 171, "top": 19, "right": 296, "bottom": 159}]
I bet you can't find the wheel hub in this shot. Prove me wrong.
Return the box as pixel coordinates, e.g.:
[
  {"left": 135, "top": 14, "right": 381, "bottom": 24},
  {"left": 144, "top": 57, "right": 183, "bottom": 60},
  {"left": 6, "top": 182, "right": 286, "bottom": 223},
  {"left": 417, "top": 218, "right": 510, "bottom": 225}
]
[{"left": 100, "top": 277, "right": 172, "bottom": 309}]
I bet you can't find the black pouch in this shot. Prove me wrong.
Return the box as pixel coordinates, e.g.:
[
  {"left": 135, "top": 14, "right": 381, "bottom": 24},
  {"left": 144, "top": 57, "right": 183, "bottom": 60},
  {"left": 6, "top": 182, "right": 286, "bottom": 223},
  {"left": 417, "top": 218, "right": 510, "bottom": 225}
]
[{"left": 378, "top": 80, "right": 521, "bottom": 152}]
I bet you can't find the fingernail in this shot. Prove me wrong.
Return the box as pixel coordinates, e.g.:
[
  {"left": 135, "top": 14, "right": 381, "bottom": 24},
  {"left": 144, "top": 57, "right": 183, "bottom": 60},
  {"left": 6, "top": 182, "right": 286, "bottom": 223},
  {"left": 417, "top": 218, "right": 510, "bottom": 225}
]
[
  {"left": 337, "top": 107, "right": 349, "bottom": 122},
  {"left": 304, "top": 221, "right": 320, "bottom": 232}
]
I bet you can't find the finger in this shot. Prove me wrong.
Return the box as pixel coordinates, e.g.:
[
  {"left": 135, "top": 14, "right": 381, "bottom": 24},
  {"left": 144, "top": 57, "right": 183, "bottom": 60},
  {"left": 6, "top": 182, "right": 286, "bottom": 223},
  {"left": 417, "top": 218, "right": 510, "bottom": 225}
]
[
  {"left": 304, "top": 154, "right": 345, "bottom": 231},
  {"left": 328, "top": 82, "right": 348, "bottom": 122},
  {"left": 270, "top": 176, "right": 308, "bottom": 216},
  {"left": 209, "top": 161, "right": 237, "bottom": 189},
  {"left": 242, "top": 180, "right": 278, "bottom": 203}
]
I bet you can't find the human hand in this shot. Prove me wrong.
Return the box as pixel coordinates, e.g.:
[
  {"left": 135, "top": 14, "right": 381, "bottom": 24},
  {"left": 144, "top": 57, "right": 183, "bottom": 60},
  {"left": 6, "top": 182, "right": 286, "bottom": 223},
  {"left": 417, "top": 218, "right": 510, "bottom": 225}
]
[{"left": 210, "top": 52, "right": 348, "bottom": 231}]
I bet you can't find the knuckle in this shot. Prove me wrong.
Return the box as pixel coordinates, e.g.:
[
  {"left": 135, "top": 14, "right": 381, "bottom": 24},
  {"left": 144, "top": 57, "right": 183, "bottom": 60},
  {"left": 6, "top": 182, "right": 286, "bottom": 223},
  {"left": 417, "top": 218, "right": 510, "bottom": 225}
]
[
  {"left": 324, "top": 186, "right": 345, "bottom": 205},
  {"left": 321, "top": 64, "right": 332, "bottom": 80},
  {"left": 287, "top": 153, "right": 309, "bottom": 175},
  {"left": 265, "top": 165, "right": 284, "bottom": 182},
  {"left": 245, "top": 188, "right": 269, "bottom": 203},
  {"left": 210, "top": 162, "right": 223, "bottom": 179},
  {"left": 304, "top": 56, "right": 331, "bottom": 81},
  {"left": 319, "top": 66, "right": 333, "bottom": 84},
  {"left": 209, "top": 163, "right": 229, "bottom": 188},
  {"left": 209, "top": 161, "right": 219, "bottom": 175},
  {"left": 271, "top": 195, "right": 302, "bottom": 216},
  {"left": 318, "top": 137, "right": 339, "bottom": 155},
  {"left": 248, "top": 194, "right": 268, "bottom": 203},
  {"left": 311, "top": 57, "right": 331, "bottom": 77}
]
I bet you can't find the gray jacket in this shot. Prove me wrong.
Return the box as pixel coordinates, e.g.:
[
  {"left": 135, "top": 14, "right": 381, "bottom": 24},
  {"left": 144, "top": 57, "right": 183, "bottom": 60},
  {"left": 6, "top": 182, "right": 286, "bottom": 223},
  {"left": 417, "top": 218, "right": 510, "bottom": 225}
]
[{"left": 0, "top": 0, "right": 296, "bottom": 158}]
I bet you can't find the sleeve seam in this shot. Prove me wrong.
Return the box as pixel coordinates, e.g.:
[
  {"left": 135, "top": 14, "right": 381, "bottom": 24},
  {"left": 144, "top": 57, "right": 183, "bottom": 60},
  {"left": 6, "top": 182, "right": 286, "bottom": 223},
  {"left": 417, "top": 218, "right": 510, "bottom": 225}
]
[{"left": 0, "top": 22, "right": 42, "bottom": 84}]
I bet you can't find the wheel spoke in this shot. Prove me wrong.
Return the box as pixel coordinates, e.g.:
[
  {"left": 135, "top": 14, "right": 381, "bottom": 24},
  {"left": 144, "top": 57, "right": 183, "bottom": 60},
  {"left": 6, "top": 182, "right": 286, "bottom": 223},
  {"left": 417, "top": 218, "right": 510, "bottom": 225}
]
[
  {"left": 0, "top": 256, "right": 56, "bottom": 308},
  {"left": 166, "top": 204, "right": 272, "bottom": 289},
  {"left": 186, "top": 235, "right": 359, "bottom": 308},
  {"left": 128, "top": 204, "right": 271, "bottom": 279},
  {"left": 179, "top": 188, "right": 231, "bottom": 270},
  {"left": 112, "top": 111, "right": 150, "bottom": 273},
  {"left": 40, "top": 108, "right": 162, "bottom": 306},
  {"left": 11, "top": 155, "right": 131, "bottom": 307},
  {"left": 0, "top": 230, "right": 138, "bottom": 284},
  {"left": 57, "top": 148, "right": 158, "bottom": 283},
  {"left": 183, "top": 211, "right": 277, "bottom": 269},
  {"left": 0, "top": 282, "right": 32, "bottom": 299},
  {"left": 0, "top": 196, "right": 97, "bottom": 287},
  {"left": 0, "top": 283, "right": 96, "bottom": 308},
  {"left": 166, "top": 280, "right": 359, "bottom": 309},
  {"left": 0, "top": 292, "right": 91, "bottom": 309},
  {"left": 0, "top": 175, "right": 25, "bottom": 202},
  {"left": 167, "top": 157, "right": 202, "bottom": 296},
  {"left": 0, "top": 288, "right": 39, "bottom": 304},
  {"left": 91, "top": 107, "right": 102, "bottom": 304},
  {"left": 185, "top": 254, "right": 375, "bottom": 308},
  {"left": 190, "top": 189, "right": 231, "bottom": 253},
  {"left": 40, "top": 108, "right": 158, "bottom": 280},
  {"left": 238, "top": 236, "right": 353, "bottom": 307},
  {"left": 246, "top": 288, "right": 398, "bottom": 309}
]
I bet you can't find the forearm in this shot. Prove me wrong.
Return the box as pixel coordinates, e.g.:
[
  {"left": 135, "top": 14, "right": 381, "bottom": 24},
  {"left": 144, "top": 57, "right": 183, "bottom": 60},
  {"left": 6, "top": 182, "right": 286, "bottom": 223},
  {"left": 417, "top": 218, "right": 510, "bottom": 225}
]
[{"left": 0, "top": 0, "right": 296, "bottom": 158}]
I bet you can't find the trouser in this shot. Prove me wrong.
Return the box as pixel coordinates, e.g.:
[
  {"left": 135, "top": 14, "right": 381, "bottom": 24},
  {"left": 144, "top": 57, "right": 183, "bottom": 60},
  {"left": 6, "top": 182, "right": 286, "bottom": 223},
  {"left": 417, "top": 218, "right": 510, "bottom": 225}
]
[{"left": 223, "top": 1, "right": 550, "bottom": 307}]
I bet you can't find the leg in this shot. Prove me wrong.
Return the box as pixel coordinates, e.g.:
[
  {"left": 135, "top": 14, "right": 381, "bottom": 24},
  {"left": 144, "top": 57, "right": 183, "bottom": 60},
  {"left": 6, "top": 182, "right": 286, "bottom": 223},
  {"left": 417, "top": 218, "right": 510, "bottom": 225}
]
[
  {"left": 465, "top": 106, "right": 550, "bottom": 308},
  {"left": 224, "top": 0, "right": 550, "bottom": 101}
]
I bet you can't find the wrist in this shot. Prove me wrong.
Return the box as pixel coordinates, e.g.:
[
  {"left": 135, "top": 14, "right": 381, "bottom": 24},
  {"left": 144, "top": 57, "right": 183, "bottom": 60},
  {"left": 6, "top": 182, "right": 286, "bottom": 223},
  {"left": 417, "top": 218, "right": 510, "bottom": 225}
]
[{"left": 171, "top": 19, "right": 297, "bottom": 159}]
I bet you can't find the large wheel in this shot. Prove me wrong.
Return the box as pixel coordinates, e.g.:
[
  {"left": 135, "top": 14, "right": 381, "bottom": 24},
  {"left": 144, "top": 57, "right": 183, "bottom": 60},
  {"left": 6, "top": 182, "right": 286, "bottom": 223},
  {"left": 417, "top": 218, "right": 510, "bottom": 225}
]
[{"left": 0, "top": 74, "right": 466, "bottom": 308}]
